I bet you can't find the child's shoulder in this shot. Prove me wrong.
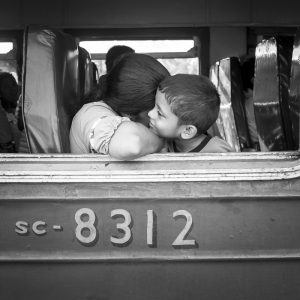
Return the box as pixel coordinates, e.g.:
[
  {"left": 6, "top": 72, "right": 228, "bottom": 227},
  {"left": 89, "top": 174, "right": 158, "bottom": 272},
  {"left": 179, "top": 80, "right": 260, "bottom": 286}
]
[
  {"left": 166, "top": 135, "right": 235, "bottom": 153},
  {"left": 202, "top": 136, "right": 235, "bottom": 153}
]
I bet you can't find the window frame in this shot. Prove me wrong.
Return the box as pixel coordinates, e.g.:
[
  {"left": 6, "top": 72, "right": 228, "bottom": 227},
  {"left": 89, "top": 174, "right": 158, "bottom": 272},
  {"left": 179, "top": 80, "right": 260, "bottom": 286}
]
[{"left": 66, "top": 27, "right": 210, "bottom": 75}]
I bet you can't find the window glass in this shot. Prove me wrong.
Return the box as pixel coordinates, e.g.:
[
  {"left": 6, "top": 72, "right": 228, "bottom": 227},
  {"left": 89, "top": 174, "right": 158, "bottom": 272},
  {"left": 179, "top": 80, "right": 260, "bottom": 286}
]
[
  {"left": 0, "top": 42, "right": 13, "bottom": 54},
  {"left": 0, "top": 42, "right": 18, "bottom": 80},
  {"left": 79, "top": 39, "right": 199, "bottom": 75},
  {"left": 158, "top": 58, "right": 198, "bottom": 75},
  {"left": 80, "top": 40, "right": 194, "bottom": 54}
]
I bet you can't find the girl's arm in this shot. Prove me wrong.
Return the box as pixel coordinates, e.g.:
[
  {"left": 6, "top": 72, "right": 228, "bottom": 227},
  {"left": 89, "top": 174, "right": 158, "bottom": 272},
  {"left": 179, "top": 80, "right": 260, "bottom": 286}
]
[{"left": 108, "top": 121, "right": 164, "bottom": 160}]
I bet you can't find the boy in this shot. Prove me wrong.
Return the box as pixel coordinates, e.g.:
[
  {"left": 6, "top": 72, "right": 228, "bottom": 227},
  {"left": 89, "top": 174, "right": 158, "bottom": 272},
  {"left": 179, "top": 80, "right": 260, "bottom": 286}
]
[{"left": 148, "top": 74, "right": 234, "bottom": 153}]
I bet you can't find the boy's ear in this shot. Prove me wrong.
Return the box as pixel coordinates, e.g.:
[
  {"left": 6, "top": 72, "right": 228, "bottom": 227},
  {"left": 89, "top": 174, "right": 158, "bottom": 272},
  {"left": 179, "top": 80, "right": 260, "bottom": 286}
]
[{"left": 180, "top": 125, "right": 198, "bottom": 139}]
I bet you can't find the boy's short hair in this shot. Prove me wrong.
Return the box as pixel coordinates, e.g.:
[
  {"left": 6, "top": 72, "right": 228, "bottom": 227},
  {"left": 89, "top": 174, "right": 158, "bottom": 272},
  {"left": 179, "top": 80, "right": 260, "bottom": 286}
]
[{"left": 159, "top": 74, "right": 220, "bottom": 134}]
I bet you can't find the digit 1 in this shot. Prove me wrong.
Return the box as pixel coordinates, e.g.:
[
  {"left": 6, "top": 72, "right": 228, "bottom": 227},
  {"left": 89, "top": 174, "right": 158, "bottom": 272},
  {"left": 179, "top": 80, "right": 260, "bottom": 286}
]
[{"left": 147, "top": 210, "right": 154, "bottom": 246}]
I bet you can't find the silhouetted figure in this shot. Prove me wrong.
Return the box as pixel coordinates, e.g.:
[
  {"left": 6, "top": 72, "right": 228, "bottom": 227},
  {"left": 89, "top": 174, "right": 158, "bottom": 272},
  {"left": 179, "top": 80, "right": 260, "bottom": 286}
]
[
  {"left": 96, "top": 45, "right": 135, "bottom": 100},
  {"left": 0, "top": 72, "right": 20, "bottom": 152},
  {"left": 241, "top": 57, "right": 259, "bottom": 148},
  {"left": 105, "top": 45, "right": 135, "bottom": 73}
]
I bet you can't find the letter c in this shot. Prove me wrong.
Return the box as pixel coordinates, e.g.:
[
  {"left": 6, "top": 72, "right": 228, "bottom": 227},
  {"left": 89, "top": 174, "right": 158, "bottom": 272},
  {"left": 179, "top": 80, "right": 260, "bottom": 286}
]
[{"left": 32, "top": 221, "right": 47, "bottom": 235}]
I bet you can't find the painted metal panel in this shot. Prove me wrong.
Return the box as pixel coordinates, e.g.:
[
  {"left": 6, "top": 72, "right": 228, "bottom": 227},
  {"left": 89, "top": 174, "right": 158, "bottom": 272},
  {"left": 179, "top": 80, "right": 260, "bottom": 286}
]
[
  {"left": 65, "top": 0, "right": 208, "bottom": 28},
  {"left": 0, "top": 2, "right": 21, "bottom": 28},
  {"left": 252, "top": 0, "right": 300, "bottom": 26},
  {"left": 1, "top": 261, "right": 300, "bottom": 300},
  {"left": 1, "top": 0, "right": 300, "bottom": 29},
  {"left": 1, "top": 194, "right": 300, "bottom": 261},
  {"left": 21, "top": 0, "right": 65, "bottom": 27},
  {"left": 208, "top": 0, "right": 251, "bottom": 24},
  {"left": 0, "top": 153, "right": 299, "bottom": 300}
]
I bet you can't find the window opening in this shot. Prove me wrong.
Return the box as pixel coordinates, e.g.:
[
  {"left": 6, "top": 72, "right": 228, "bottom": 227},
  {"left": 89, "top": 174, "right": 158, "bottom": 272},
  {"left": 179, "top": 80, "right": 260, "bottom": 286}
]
[
  {"left": 0, "top": 42, "right": 13, "bottom": 54},
  {"left": 0, "top": 41, "right": 18, "bottom": 80},
  {"left": 79, "top": 39, "right": 199, "bottom": 75}
]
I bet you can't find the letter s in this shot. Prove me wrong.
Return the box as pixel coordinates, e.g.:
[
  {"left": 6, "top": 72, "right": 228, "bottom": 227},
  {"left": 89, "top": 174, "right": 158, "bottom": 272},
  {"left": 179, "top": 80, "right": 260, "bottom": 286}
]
[{"left": 15, "top": 221, "right": 29, "bottom": 235}]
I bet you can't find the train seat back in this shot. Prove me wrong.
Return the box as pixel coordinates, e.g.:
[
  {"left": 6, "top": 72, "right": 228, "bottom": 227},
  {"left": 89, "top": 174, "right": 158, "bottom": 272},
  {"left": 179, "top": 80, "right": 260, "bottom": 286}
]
[
  {"left": 253, "top": 37, "right": 294, "bottom": 151},
  {"left": 210, "top": 57, "right": 251, "bottom": 152},
  {"left": 289, "top": 29, "right": 300, "bottom": 150},
  {"left": 78, "top": 46, "right": 98, "bottom": 105},
  {"left": 22, "top": 27, "right": 81, "bottom": 153}
]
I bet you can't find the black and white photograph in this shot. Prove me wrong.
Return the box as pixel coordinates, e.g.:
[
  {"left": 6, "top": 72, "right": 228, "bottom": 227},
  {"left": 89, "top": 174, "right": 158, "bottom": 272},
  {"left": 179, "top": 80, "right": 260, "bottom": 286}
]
[{"left": 0, "top": 0, "right": 299, "bottom": 299}]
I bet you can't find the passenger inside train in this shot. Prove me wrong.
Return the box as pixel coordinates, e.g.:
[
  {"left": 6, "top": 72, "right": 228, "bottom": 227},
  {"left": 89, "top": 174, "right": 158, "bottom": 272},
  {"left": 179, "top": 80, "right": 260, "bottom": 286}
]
[
  {"left": 240, "top": 57, "right": 259, "bottom": 149},
  {"left": 0, "top": 72, "right": 20, "bottom": 152},
  {"left": 0, "top": 101, "right": 15, "bottom": 152},
  {"left": 88, "top": 45, "right": 135, "bottom": 103},
  {"left": 70, "top": 53, "right": 169, "bottom": 159},
  {"left": 148, "top": 74, "right": 234, "bottom": 153},
  {"left": 105, "top": 45, "right": 135, "bottom": 73},
  {"left": 0, "top": 26, "right": 299, "bottom": 156}
]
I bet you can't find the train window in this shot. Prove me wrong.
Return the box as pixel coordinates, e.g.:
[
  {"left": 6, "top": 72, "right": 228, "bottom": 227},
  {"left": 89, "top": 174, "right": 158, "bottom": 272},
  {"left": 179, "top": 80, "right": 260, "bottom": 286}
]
[
  {"left": 0, "top": 41, "right": 18, "bottom": 78},
  {"left": 79, "top": 39, "right": 199, "bottom": 75},
  {"left": 1, "top": 27, "right": 298, "bottom": 155},
  {"left": 0, "top": 42, "right": 13, "bottom": 54}
]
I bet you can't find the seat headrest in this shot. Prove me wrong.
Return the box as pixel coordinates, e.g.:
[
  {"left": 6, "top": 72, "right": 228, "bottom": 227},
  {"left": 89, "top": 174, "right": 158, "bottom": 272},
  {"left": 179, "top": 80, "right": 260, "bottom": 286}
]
[
  {"left": 210, "top": 57, "right": 250, "bottom": 151},
  {"left": 23, "top": 27, "right": 81, "bottom": 153}
]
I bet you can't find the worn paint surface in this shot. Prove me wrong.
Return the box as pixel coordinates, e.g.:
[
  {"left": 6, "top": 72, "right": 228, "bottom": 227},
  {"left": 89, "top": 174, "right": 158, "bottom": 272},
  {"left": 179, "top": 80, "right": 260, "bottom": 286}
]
[{"left": 0, "top": 152, "right": 299, "bottom": 299}]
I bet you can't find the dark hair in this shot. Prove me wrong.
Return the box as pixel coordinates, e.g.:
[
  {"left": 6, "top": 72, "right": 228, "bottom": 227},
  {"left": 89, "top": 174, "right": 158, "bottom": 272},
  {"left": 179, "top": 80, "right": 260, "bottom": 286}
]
[
  {"left": 241, "top": 57, "right": 255, "bottom": 90},
  {"left": 0, "top": 72, "right": 19, "bottom": 111},
  {"left": 106, "top": 45, "right": 135, "bottom": 72},
  {"left": 98, "top": 53, "right": 169, "bottom": 116},
  {"left": 159, "top": 74, "right": 220, "bottom": 134}
]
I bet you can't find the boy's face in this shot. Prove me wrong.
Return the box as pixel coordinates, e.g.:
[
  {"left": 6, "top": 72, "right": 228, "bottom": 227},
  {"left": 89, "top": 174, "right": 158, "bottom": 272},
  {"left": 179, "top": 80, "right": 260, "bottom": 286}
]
[{"left": 148, "top": 90, "right": 181, "bottom": 138}]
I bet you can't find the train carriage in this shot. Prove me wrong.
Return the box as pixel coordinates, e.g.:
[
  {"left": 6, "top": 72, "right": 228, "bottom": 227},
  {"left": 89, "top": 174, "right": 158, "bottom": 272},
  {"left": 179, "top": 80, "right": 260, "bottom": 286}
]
[{"left": 0, "top": 1, "right": 300, "bottom": 299}]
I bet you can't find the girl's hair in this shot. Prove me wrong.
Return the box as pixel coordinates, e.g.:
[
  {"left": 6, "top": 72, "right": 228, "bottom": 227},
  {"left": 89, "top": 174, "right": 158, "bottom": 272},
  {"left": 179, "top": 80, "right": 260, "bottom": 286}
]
[
  {"left": 92, "top": 53, "right": 169, "bottom": 116},
  {"left": 159, "top": 74, "right": 220, "bottom": 134}
]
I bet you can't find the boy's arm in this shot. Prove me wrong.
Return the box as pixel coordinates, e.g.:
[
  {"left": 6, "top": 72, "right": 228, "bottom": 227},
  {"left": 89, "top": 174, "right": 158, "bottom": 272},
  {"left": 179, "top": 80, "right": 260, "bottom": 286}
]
[{"left": 108, "top": 121, "right": 164, "bottom": 160}]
